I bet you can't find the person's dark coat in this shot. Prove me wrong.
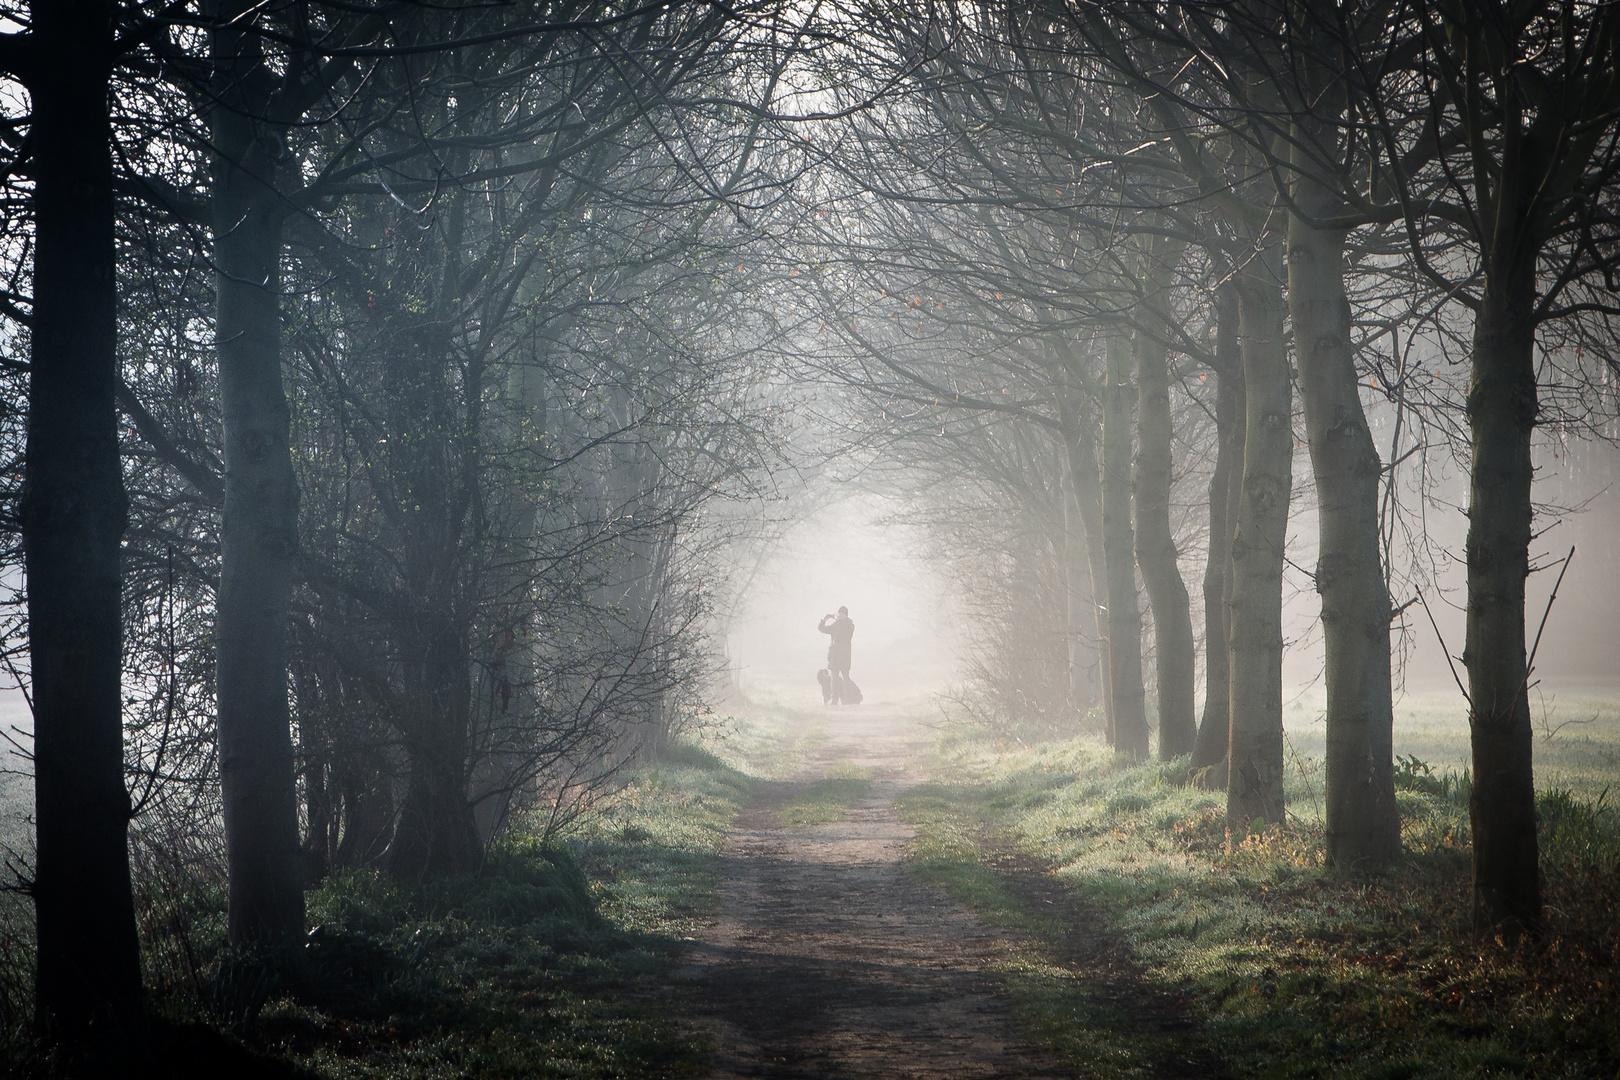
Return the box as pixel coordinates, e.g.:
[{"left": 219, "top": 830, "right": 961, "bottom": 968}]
[{"left": 819, "top": 614, "right": 854, "bottom": 673}]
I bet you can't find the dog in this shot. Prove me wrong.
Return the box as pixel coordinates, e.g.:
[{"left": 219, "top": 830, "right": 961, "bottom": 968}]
[{"left": 816, "top": 668, "right": 833, "bottom": 705}]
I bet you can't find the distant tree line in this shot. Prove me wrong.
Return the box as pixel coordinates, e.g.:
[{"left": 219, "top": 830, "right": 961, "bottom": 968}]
[{"left": 782, "top": 0, "right": 1620, "bottom": 944}]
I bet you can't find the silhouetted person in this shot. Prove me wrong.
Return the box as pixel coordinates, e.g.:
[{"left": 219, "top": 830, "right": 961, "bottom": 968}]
[{"left": 818, "top": 607, "right": 854, "bottom": 704}]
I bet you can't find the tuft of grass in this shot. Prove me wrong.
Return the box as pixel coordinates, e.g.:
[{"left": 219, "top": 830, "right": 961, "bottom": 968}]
[
  {"left": 568, "top": 740, "right": 753, "bottom": 938},
  {"left": 776, "top": 762, "right": 873, "bottom": 827},
  {"left": 1539, "top": 787, "right": 1620, "bottom": 874},
  {"left": 901, "top": 730, "right": 1620, "bottom": 1080}
]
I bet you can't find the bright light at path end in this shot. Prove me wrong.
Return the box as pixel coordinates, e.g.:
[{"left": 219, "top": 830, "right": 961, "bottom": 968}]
[{"left": 727, "top": 493, "right": 960, "bottom": 703}]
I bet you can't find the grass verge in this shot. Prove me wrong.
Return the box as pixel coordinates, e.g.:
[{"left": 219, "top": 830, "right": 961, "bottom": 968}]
[
  {"left": 71, "top": 740, "right": 756, "bottom": 1080},
  {"left": 900, "top": 736, "right": 1620, "bottom": 1080}
]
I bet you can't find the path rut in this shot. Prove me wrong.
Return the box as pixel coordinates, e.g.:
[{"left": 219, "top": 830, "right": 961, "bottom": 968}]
[{"left": 675, "top": 705, "right": 1073, "bottom": 1079}]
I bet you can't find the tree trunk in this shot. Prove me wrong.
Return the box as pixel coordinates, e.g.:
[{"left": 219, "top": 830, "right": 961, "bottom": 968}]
[
  {"left": 336, "top": 768, "right": 396, "bottom": 869},
  {"left": 1102, "top": 334, "right": 1149, "bottom": 758},
  {"left": 1465, "top": 252, "right": 1541, "bottom": 937},
  {"left": 23, "top": 0, "right": 143, "bottom": 1032},
  {"left": 302, "top": 756, "right": 333, "bottom": 884},
  {"left": 1288, "top": 165, "right": 1401, "bottom": 869},
  {"left": 1062, "top": 474, "right": 1100, "bottom": 717},
  {"left": 1063, "top": 420, "right": 1111, "bottom": 735},
  {"left": 392, "top": 744, "right": 483, "bottom": 880},
  {"left": 211, "top": 7, "right": 307, "bottom": 943},
  {"left": 1227, "top": 249, "right": 1291, "bottom": 827},
  {"left": 473, "top": 360, "right": 552, "bottom": 839},
  {"left": 1133, "top": 265, "right": 1197, "bottom": 760},
  {"left": 389, "top": 629, "right": 482, "bottom": 879},
  {"left": 1191, "top": 286, "right": 1243, "bottom": 782}
]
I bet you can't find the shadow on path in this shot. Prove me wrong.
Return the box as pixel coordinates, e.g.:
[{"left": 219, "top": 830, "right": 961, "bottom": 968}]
[{"left": 675, "top": 704, "right": 1073, "bottom": 1079}]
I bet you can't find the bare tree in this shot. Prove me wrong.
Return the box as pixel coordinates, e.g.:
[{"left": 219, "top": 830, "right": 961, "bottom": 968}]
[
  {"left": 1393, "top": 0, "right": 1620, "bottom": 935},
  {"left": 0, "top": 0, "right": 143, "bottom": 1035}
]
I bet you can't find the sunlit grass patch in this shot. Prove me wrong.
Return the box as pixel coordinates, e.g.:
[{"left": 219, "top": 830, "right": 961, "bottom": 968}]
[
  {"left": 567, "top": 740, "right": 753, "bottom": 937},
  {"left": 776, "top": 761, "right": 873, "bottom": 827},
  {"left": 271, "top": 742, "right": 750, "bottom": 1078},
  {"left": 902, "top": 723, "right": 1620, "bottom": 1080},
  {"left": 1286, "top": 682, "right": 1620, "bottom": 802},
  {"left": 897, "top": 776, "right": 1213, "bottom": 1078},
  {"left": 900, "top": 784, "right": 1033, "bottom": 931},
  {"left": 698, "top": 693, "right": 828, "bottom": 780},
  {"left": 105, "top": 739, "right": 752, "bottom": 1079}
]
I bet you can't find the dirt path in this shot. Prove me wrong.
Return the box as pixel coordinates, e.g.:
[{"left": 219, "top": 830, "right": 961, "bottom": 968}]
[{"left": 675, "top": 704, "right": 1073, "bottom": 1079}]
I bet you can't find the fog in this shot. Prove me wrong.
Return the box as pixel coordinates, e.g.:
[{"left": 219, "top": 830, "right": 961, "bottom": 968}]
[
  {"left": 725, "top": 493, "right": 963, "bottom": 704},
  {"left": 1279, "top": 438, "right": 1620, "bottom": 699},
  {"left": 728, "top": 437, "right": 1620, "bottom": 742}
]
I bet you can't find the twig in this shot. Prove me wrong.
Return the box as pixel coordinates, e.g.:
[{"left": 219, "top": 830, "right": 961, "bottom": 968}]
[
  {"left": 1416, "top": 589, "right": 1470, "bottom": 706},
  {"left": 0, "top": 649, "right": 31, "bottom": 717},
  {"left": 1524, "top": 546, "right": 1575, "bottom": 693},
  {"left": 1543, "top": 713, "right": 1597, "bottom": 742},
  {"left": 1531, "top": 683, "right": 1598, "bottom": 742}
]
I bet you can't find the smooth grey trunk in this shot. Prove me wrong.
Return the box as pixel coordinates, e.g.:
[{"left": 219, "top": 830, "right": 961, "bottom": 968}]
[
  {"left": 1465, "top": 252, "right": 1540, "bottom": 936},
  {"left": 1062, "top": 476, "right": 1100, "bottom": 716},
  {"left": 1063, "top": 418, "right": 1112, "bottom": 737},
  {"left": 1227, "top": 247, "right": 1291, "bottom": 827},
  {"left": 473, "top": 359, "right": 552, "bottom": 841},
  {"left": 1287, "top": 153, "right": 1400, "bottom": 869},
  {"left": 1102, "top": 334, "right": 1149, "bottom": 758},
  {"left": 211, "top": 7, "right": 306, "bottom": 942},
  {"left": 1132, "top": 251, "right": 1197, "bottom": 760},
  {"left": 1191, "top": 286, "right": 1244, "bottom": 782}
]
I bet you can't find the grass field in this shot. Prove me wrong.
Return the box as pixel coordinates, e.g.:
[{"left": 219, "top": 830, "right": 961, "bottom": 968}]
[
  {"left": 903, "top": 683, "right": 1620, "bottom": 1080},
  {"left": 1278, "top": 681, "right": 1620, "bottom": 815},
  {"left": 3, "top": 681, "right": 1613, "bottom": 1078}
]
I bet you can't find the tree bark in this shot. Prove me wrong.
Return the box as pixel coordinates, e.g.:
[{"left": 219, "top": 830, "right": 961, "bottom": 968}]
[
  {"left": 1062, "top": 470, "right": 1100, "bottom": 717},
  {"left": 1133, "top": 258, "right": 1197, "bottom": 760},
  {"left": 211, "top": 5, "right": 307, "bottom": 943},
  {"left": 302, "top": 756, "right": 333, "bottom": 884},
  {"left": 1427, "top": 0, "right": 1620, "bottom": 941},
  {"left": 1062, "top": 416, "right": 1112, "bottom": 739},
  {"left": 1102, "top": 334, "right": 1149, "bottom": 758},
  {"left": 23, "top": 0, "right": 143, "bottom": 1032},
  {"left": 1465, "top": 252, "right": 1541, "bottom": 937},
  {"left": 389, "top": 624, "right": 482, "bottom": 879},
  {"left": 1191, "top": 285, "right": 1243, "bottom": 782},
  {"left": 1287, "top": 158, "right": 1401, "bottom": 869},
  {"left": 1227, "top": 247, "right": 1291, "bottom": 827}
]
